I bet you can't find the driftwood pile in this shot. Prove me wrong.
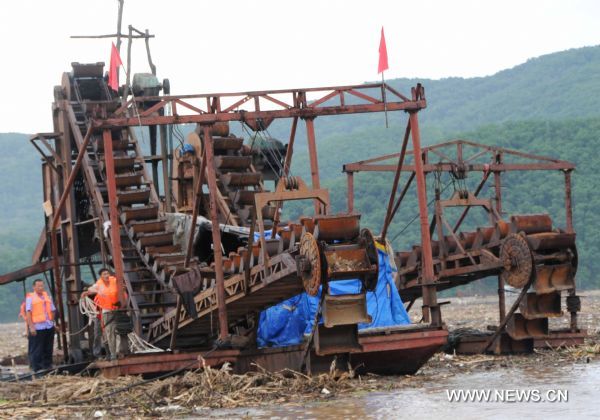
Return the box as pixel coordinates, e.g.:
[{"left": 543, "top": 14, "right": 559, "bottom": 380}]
[{"left": 0, "top": 362, "right": 386, "bottom": 417}]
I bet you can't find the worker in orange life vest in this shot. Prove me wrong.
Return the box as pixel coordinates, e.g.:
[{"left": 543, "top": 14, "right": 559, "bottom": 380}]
[
  {"left": 81, "top": 268, "right": 125, "bottom": 360},
  {"left": 25, "top": 279, "right": 56, "bottom": 372}
]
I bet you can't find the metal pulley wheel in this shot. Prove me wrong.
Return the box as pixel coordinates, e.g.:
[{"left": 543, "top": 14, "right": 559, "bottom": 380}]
[
  {"left": 500, "top": 233, "right": 534, "bottom": 288},
  {"left": 360, "top": 228, "right": 379, "bottom": 292},
  {"left": 298, "top": 232, "right": 322, "bottom": 296}
]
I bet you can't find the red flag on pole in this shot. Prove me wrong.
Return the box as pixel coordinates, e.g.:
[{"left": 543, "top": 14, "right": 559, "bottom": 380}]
[
  {"left": 108, "top": 42, "right": 123, "bottom": 91},
  {"left": 378, "top": 27, "right": 389, "bottom": 74}
]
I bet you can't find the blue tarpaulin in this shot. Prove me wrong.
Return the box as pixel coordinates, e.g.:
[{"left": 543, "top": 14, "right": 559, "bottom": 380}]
[{"left": 257, "top": 249, "right": 411, "bottom": 348}]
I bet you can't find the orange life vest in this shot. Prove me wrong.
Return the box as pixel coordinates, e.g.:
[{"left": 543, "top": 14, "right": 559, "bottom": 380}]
[
  {"left": 93, "top": 276, "right": 120, "bottom": 310},
  {"left": 27, "top": 292, "right": 54, "bottom": 323}
]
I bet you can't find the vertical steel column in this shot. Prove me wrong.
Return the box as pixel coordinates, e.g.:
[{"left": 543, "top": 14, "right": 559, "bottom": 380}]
[
  {"left": 381, "top": 120, "right": 411, "bottom": 241},
  {"left": 50, "top": 125, "right": 94, "bottom": 361},
  {"left": 564, "top": 169, "right": 578, "bottom": 331},
  {"left": 304, "top": 117, "right": 322, "bottom": 213},
  {"left": 160, "top": 123, "right": 171, "bottom": 212},
  {"left": 409, "top": 112, "right": 440, "bottom": 326},
  {"left": 272, "top": 117, "right": 298, "bottom": 233},
  {"left": 282, "top": 116, "right": 298, "bottom": 176},
  {"left": 564, "top": 170, "right": 574, "bottom": 233},
  {"left": 202, "top": 125, "right": 229, "bottom": 340},
  {"left": 149, "top": 125, "right": 160, "bottom": 194},
  {"left": 185, "top": 149, "right": 207, "bottom": 268},
  {"left": 347, "top": 172, "right": 354, "bottom": 213},
  {"left": 103, "top": 129, "right": 126, "bottom": 307},
  {"left": 494, "top": 168, "right": 506, "bottom": 323}
]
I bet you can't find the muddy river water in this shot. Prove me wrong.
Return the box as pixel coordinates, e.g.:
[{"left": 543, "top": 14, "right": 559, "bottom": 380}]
[{"left": 204, "top": 360, "right": 600, "bottom": 419}]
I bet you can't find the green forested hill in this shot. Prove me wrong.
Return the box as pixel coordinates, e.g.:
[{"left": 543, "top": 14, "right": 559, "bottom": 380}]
[
  {"left": 391, "top": 45, "right": 600, "bottom": 134},
  {"left": 1, "top": 45, "right": 600, "bottom": 321}
]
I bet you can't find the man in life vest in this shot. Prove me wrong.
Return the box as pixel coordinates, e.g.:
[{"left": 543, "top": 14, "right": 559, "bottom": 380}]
[
  {"left": 81, "top": 268, "right": 125, "bottom": 360},
  {"left": 25, "top": 279, "right": 56, "bottom": 372}
]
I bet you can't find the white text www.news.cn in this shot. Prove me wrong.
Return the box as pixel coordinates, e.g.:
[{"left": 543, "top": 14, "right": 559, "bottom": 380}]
[{"left": 446, "top": 389, "right": 568, "bottom": 403}]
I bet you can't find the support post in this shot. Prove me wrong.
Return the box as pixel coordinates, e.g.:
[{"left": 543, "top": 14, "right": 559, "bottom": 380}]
[
  {"left": 184, "top": 148, "right": 206, "bottom": 268},
  {"left": 160, "top": 123, "right": 171, "bottom": 212},
  {"left": 564, "top": 170, "right": 573, "bottom": 233},
  {"left": 494, "top": 159, "right": 506, "bottom": 319},
  {"left": 103, "top": 129, "right": 126, "bottom": 307},
  {"left": 202, "top": 125, "right": 229, "bottom": 341},
  {"left": 150, "top": 125, "right": 160, "bottom": 193},
  {"left": 170, "top": 296, "right": 181, "bottom": 350},
  {"left": 564, "top": 169, "right": 577, "bottom": 331},
  {"left": 409, "top": 111, "right": 440, "bottom": 326},
  {"left": 122, "top": 25, "right": 133, "bottom": 109},
  {"left": 50, "top": 125, "right": 94, "bottom": 361},
  {"left": 272, "top": 116, "right": 298, "bottom": 232},
  {"left": 304, "top": 117, "right": 321, "bottom": 213},
  {"left": 381, "top": 119, "right": 411, "bottom": 241},
  {"left": 115, "top": 0, "right": 124, "bottom": 51},
  {"left": 347, "top": 172, "right": 354, "bottom": 213}
]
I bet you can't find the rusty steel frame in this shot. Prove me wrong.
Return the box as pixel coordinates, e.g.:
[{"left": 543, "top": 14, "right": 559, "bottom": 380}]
[
  {"left": 1, "top": 76, "right": 429, "bottom": 366},
  {"left": 48, "top": 124, "right": 94, "bottom": 361},
  {"left": 89, "top": 83, "right": 421, "bottom": 346},
  {"left": 92, "top": 83, "right": 424, "bottom": 129},
  {"left": 344, "top": 138, "right": 578, "bottom": 335},
  {"left": 344, "top": 139, "right": 576, "bottom": 234},
  {"left": 147, "top": 252, "right": 298, "bottom": 343},
  {"left": 102, "top": 129, "right": 127, "bottom": 306}
]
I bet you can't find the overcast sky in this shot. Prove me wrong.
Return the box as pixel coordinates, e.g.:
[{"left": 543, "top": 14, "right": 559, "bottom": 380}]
[{"left": 1, "top": 0, "right": 599, "bottom": 133}]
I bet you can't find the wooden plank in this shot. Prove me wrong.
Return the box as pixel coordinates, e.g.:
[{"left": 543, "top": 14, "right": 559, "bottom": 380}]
[{"left": 0, "top": 259, "right": 54, "bottom": 285}]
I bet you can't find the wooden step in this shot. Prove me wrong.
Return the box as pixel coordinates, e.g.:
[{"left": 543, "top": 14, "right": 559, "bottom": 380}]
[
  {"left": 118, "top": 188, "right": 151, "bottom": 206},
  {"left": 115, "top": 172, "right": 144, "bottom": 187},
  {"left": 221, "top": 172, "right": 262, "bottom": 187},
  {"left": 137, "top": 231, "right": 174, "bottom": 247},
  {"left": 132, "top": 290, "right": 172, "bottom": 297},
  {"left": 100, "top": 156, "right": 136, "bottom": 173},
  {"left": 214, "top": 156, "right": 252, "bottom": 170},
  {"left": 128, "top": 219, "right": 167, "bottom": 235},
  {"left": 95, "top": 138, "right": 134, "bottom": 152},
  {"left": 153, "top": 253, "right": 188, "bottom": 266},
  {"left": 233, "top": 190, "right": 256, "bottom": 206},
  {"left": 162, "top": 263, "right": 191, "bottom": 278},
  {"left": 145, "top": 244, "right": 181, "bottom": 255},
  {"left": 213, "top": 137, "right": 243, "bottom": 151},
  {"left": 121, "top": 205, "right": 159, "bottom": 222}
]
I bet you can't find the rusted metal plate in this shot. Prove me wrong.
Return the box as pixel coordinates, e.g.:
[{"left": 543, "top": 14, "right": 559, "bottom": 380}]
[
  {"left": 322, "top": 293, "right": 371, "bottom": 328},
  {"left": 324, "top": 248, "right": 374, "bottom": 280},
  {"left": 121, "top": 204, "right": 159, "bottom": 222},
  {"left": 510, "top": 214, "right": 553, "bottom": 234},
  {"left": 92, "top": 350, "right": 241, "bottom": 378},
  {"left": 315, "top": 324, "right": 363, "bottom": 355},
  {"left": 129, "top": 219, "right": 167, "bottom": 234},
  {"left": 221, "top": 172, "right": 262, "bottom": 187},
  {"left": 115, "top": 172, "right": 144, "bottom": 187},
  {"left": 532, "top": 329, "right": 588, "bottom": 348},
  {"left": 94, "top": 326, "right": 447, "bottom": 377},
  {"left": 454, "top": 332, "right": 533, "bottom": 355},
  {"left": 137, "top": 231, "right": 174, "bottom": 247},
  {"left": 214, "top": 155, "right": 252, "bottom": 170},
  {"left": 314, "top": 214, "right": 361, "bottom": 242},
  {"left": 519, "top": 292, "right": 563, "bottom": 319},
  {"left": 526, "top": 232, "right": 575, "bottom": 251},
  {"left": 534, "top": 264, "right": 574, "bottom": 294},
  {"left": 117, "top": 188, "right": 151, "bottom": 205},
  {"left": 506, "top": 313, "right": 549, "bottom": 340}
]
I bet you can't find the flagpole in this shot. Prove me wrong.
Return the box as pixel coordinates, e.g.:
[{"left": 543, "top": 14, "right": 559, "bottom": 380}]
[{"left": 382, "top": 72, "right": 389, "bottom": 128}]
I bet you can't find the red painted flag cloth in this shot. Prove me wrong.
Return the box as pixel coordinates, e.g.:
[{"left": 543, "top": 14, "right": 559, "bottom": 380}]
[
  {"left": 108, "top": 43, "right": 123, "bottom": 91},
  {"left": 378, "top": 27, "right": 389, "bottom": 74}
]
